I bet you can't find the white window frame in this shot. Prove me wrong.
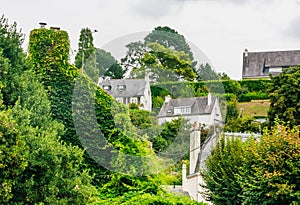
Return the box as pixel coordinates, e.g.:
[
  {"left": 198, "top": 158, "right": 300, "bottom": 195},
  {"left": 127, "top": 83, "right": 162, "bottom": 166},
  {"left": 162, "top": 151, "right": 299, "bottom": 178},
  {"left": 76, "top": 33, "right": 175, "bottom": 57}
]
[{"left": 174, "top": 106, "right": 191, "bottom": 115}]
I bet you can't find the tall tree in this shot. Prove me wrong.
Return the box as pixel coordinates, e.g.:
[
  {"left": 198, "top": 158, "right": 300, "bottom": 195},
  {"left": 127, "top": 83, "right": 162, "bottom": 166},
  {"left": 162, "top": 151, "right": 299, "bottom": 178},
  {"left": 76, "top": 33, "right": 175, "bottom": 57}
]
[
  {"left": 75, "top": 28, "right": 98, "bottom": 81},
  {"left": 144, "top": 26, "right": 196, "bottom": 67},
  {"left": 75, "top": 28, "right": 95, "bottom": 68},
  {"left": 268, "top": 66, "right": 300, "bottom": 127},
  {"left": 130, "top": 42, "right": 196, "bottom": 82},
  {"left": 96, "top": 48, "right": 125, "bottom": 79},
  {"left": 196, "top": 63, "right": 220, "bottom": 81},
  {"left": 201, "top": 134, "right": 245, "bottom": 205},
  {"left": 121, "top": 26, "right": 197, "bottom": 81}
]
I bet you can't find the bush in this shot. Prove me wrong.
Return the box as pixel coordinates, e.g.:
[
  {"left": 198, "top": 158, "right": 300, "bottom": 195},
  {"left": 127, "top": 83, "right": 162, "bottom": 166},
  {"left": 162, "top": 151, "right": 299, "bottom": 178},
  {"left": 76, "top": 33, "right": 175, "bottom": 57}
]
[
  {"left": 239, "top": 125, "right": 300, "bottom": 204},
  {"left": 239, "top": 79, "right": 270, "bottom": 93},
  {"left": 238, "top": 91, "right": 269, "bottom": 102}
]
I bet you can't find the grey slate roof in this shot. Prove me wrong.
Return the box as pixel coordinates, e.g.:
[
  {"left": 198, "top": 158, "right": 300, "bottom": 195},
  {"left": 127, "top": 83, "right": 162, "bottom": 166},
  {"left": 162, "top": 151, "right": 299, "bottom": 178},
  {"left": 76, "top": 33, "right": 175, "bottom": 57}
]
[
  {"left": 158, "top": 96, "right": 217, "bottom": 117},
  {"left": 242, "top": 50, "right": 300, "bottom": 78},
  {"left": 100, "top": 78, "right": 147, "bottom": 97}
]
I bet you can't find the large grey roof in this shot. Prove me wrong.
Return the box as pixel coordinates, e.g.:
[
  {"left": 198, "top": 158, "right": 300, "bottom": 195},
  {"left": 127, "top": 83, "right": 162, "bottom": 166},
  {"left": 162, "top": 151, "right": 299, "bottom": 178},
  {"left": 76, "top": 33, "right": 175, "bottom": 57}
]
[
  {"left": 242, "top": 50, "right": 300, "bottom": 78},
  {"left": 100, "top": 78, "right": 147, "bottom": 97},
  {"left": 158, "top": 96, "right": 217, "bottom": 117}
]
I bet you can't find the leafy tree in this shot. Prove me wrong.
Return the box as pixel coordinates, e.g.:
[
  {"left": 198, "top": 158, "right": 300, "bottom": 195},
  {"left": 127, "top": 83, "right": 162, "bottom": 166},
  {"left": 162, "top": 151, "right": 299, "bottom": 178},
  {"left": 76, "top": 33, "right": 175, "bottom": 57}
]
[
  {"left": 196, "top": 63, "right": 219, "bottom": 81},
  {"left": 224, "top": 116, "right": 261, "bottom": 133},
  {"left": 121, "top": 41, "right": 146, "bottom": 73},
  {"left": 85, "top": 49, "right": 99, "bottom": 82},
  {"left": 225, "top": 97, "right": 239, "bottom": 122},
  {"left": 122, "top": 26, "right": 197, "bottom": 81},
  {"left": 239, "top": 125, "right": 300, "bottom": 204},
  {"left": 129, "top": 108, "right": 151, "bottom": 129},
  {"left": 105, "top": 63, "right": 125, "bottom": 79},
  {"left": 96, "top": 48, "right": 125, "bottom": 78},
  {"left": 75, "top": 28, "right": 98, "bottom": 82},
  {"left": 268, "top": 66, "right": 300, "bottom": 127},
  {"left": 201, "top": 134, "right": 245, "bottom": 205},
  {"left": 75, "top": 28, "right": 95, "bottom": 68},
  {"left": 130, "top": 42, "right": 196, "bottom": 82},
  {"left": 218, "top": 72, "right": 231, "bottom": 80},
  {"left": 144, "top": 26, "right": 196, "bottom": 67}
]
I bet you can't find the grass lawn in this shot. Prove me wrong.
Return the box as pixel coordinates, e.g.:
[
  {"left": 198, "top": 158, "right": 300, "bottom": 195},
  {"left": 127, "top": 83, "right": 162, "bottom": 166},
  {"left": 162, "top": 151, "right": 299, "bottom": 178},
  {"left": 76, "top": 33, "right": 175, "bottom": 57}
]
[{"left": 237, "top": 100, "right": 270, "bottom": 118}]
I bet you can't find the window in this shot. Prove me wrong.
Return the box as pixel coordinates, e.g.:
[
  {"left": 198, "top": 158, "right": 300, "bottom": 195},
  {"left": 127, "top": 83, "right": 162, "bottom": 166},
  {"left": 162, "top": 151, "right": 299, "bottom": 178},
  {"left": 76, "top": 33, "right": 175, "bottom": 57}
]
[
  {"left": 103, "top": 85, "right": 111, "bottom": 91},
  {"left": 263, "top": 67, "right": 269, "bottom": 74},
  {"left": 116, "top": 97, "right": 123, "bottom": 103},
  {"left": 130, "top": 97, "right": 138, "bottom": 104},
  {"left": 269, "top": 67, "right": 282, "bottom": 73},
  {"left": 117, "top": 85, "right": 126, "bottom": 91},
  {"left": 174, "top": 106, "right": 191, "bottom": 115}
]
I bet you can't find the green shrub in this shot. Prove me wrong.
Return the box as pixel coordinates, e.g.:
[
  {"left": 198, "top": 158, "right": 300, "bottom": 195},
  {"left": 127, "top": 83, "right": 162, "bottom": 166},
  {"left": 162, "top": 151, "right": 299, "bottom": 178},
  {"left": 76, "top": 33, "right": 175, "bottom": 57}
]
[{"left": 238, "top": 92, "right": 269, "bottom": 102}]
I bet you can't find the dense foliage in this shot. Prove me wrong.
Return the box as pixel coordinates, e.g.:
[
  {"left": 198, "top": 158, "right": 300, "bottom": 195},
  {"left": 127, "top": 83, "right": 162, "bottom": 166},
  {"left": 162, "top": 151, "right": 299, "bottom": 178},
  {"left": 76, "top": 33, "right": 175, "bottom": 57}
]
[
  {"left": 96, "top": 48, "right": 125, "bottom": 79},
  {"left": 0, "top": 16, "right": 97, "bottom": 204},
  {"left": 122, "top": 26, "right": 197, "bottom": 82},
  {"left": 202, "top": 124, "right": 300, "bottom": 205},
  {"left": 25, "top": 21, "right": 204, "bottom": 204},
  {"left": 201, "top": 135, "right": 244, "bottom": 205},
  {"left": 268, "top": 66, "right": 300, "bottom": 127},
  {"left": 151, "top": 79, "right": 270, "bottom": 102},
  {"left": 239, "top": 125, "right": 300, "bottom": 204}
]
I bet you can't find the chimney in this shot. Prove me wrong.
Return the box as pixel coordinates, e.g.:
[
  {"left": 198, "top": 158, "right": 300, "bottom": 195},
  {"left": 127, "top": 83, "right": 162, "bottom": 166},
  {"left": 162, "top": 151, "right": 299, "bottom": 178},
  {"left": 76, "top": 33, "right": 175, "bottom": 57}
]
[
  {"left": 50, "top": 26, "right": 60, "bottom": 31},
  {"left": 39, "top": 22, "right": 47, "bottom": 28},
  {"left": 97, "top": 77, "right": 104, "bottom": 85},
  {"left": 208, "top": 92, "right": 212, "bottom": 106},
  {"left": 182, "top": 164, "right": 187, "bottom": 191},
  {"left": 189, "top": 122, "right": 201, "bottom": 174},
  {"left": 145, "top": 73, "right": 150, "bottom": 83},
  {"left": 244, "top": 48, "right": 248, "bottom": 57},
  {"left": 165, "top": 95, "right": 172, "bottom": 103}
]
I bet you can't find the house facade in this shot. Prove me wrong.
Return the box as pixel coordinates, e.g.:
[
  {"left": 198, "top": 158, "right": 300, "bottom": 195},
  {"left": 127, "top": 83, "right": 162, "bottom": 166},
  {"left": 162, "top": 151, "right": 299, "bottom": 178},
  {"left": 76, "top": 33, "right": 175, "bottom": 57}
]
[
  {"left": 157, "top": 94, "right": 223, "bottom": 126},
  {"left": 242, "top": 49, "right": 300, "bottom": 79},
  {"left": 98, "top": 76, "right": 152, "bottom": 111}
]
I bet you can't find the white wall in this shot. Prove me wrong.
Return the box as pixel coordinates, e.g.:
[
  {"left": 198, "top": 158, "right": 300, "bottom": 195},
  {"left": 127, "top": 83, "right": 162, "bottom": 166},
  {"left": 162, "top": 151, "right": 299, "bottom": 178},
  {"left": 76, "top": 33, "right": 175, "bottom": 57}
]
[{"left": 158, "top": 114, "right": 214, "bottom": 127}]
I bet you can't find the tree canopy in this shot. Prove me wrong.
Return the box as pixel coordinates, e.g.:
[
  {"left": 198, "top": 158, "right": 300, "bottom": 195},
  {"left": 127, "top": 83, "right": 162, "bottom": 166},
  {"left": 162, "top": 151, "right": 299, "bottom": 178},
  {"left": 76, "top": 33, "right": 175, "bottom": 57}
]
[
  {"left": 122, "top": 26, "right": 197, "bottom": 82},
  {"left": 96, "top": 48, "right": 125, "bottom": 79},
  {"left": 268, "top": 66, "right": 300, "bottom": 128}
]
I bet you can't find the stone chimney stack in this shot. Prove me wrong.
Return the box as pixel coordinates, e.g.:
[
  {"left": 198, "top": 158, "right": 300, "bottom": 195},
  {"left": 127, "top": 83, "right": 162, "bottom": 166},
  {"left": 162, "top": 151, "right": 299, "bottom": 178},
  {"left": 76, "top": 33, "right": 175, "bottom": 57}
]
[
  {"left": 145, "top": 73, "right": 150, "bottom": 83},
  {"left": 208, "top": 92, "right": 212, "bottom": 106},
  {"left": 165, "top": 95, "right": 172, "bottom": 103},
  {"left": 97, "top": 77, "right": 104, "bottom": 86},
  {"left": 244, "top": 48, "right": 248, "bottom": 57},
  {"left": 182, "top": 164, "right": 187, "bottom": 191},
  {"left": 189, "top": 122, "right": 201, "bottom": 174}
]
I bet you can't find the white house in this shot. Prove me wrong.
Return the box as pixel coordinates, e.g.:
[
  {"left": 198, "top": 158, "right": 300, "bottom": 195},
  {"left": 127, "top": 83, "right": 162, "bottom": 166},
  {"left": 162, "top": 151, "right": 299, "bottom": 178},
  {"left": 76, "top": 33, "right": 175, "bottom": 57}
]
[
  {"left": 98, "top": 76, "right": 152, "bottom": 111},
  {"left": 157, "top": 94, "right": 223, "bottom": 126}
]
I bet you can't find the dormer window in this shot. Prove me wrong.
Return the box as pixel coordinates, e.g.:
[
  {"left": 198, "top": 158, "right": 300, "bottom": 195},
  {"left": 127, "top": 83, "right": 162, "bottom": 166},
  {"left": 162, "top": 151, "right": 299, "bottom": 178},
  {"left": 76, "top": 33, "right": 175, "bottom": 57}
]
[
  {"left": 103, "top": 85, "right": 111, "bottom": 91},
  {"left": 174, "top": 106, "right": 191, "bottom": 115},
  {"left": 269, "top": 67, "right": 282, "bottom": 73},
  {"left": 117, "top": 85, "right": 126, "bottom": 91}
]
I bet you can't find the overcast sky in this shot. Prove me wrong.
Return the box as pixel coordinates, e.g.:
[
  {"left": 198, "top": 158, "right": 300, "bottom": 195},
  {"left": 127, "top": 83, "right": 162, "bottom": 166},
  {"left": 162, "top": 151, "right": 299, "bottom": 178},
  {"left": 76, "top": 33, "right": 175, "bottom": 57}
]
[{"left": 2, "top": 0, "right": 300, "bottom": 79}]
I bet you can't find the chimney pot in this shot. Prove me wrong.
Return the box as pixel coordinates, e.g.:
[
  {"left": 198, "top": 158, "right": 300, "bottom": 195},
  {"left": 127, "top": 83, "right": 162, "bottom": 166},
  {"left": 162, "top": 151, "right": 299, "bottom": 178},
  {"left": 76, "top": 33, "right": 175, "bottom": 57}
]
[
  {"left": 39, "top": 22, "right": 47, "bottom": 28},
  {"left": 50, "top": 26, "right": 60, "bottom": 31},
  {"left": 244, "top": 48, "right": 248, "bottom": 57}
]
